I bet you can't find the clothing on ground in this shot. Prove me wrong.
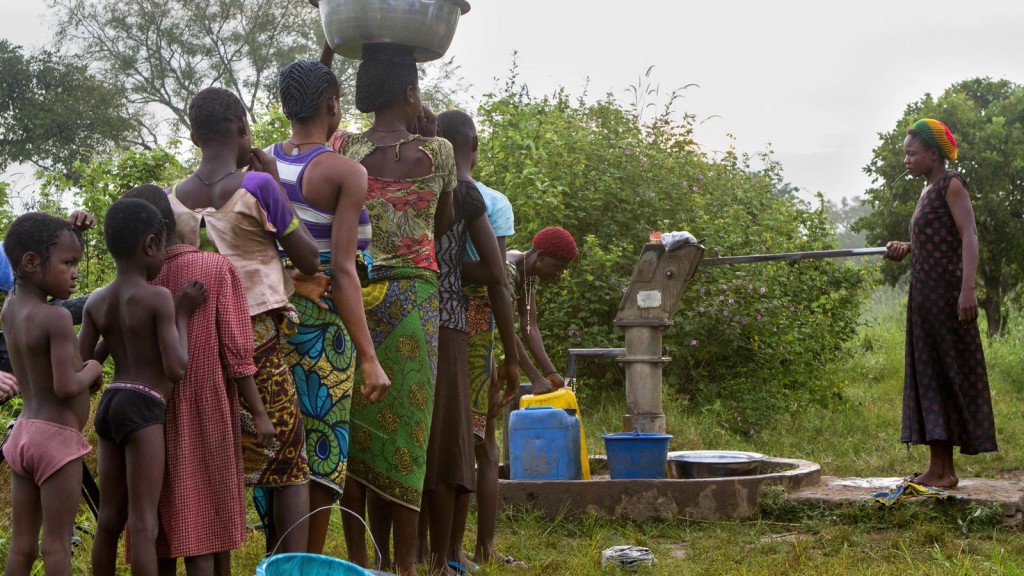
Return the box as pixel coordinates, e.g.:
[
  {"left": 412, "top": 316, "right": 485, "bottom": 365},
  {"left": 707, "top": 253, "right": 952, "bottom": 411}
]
[{"left": 867, "top": 480, "right": 961, "bottom": 506}]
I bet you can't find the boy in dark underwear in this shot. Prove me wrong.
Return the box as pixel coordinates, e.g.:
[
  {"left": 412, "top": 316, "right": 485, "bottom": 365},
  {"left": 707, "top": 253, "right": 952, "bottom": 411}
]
[
  {"left": 79, "top": 198, "right": 206, "bottom": 576},
  {"left": 1, "top": 212, "right": 104, "bottom": 576}
]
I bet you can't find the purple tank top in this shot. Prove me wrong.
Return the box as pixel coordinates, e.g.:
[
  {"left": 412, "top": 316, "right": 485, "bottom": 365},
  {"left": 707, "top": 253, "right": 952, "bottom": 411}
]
[{"left": 271, "top": 142, "right": 372, "bottom": 254}]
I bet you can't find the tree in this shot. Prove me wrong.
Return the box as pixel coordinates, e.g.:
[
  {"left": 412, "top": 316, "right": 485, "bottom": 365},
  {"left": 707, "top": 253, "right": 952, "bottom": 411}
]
[
  {"left": 855, "top": 78, "right": 1024, "bottom": 336},
  {"left": 53, "top": 0, "right": 326, "bottom": 140},
  {"left": 0, "top": 40, "right": 136, "bottom": 175},
  {"left": 53, "top": 0, "right": 466, "bottom": 146},
  {"left": 826, "top": 196, "right": 870, "bottom": 250},
  {"left": 32, "top": 148, "right": 187, "bottom": 291}
]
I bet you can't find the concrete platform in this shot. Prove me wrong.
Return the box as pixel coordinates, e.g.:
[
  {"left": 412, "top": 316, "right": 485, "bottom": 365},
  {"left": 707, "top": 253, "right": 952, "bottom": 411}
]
[
  {"left": 789, "top": 476, "right": 1024, "bottom": 525},
  {"left": 498, "top": 457, "right": 820, "bottom": 521}
]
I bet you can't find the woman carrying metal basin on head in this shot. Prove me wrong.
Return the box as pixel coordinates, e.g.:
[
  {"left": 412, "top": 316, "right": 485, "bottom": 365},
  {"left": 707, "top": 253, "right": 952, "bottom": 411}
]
[{"left": 320, "top": 41, "right": 455, "bottom": 575}]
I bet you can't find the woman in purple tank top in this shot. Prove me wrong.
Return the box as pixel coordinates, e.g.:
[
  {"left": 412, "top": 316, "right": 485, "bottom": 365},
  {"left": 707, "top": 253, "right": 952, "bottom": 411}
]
[{"left": 270, "top": 59, "right": 390, "bottom": 555}]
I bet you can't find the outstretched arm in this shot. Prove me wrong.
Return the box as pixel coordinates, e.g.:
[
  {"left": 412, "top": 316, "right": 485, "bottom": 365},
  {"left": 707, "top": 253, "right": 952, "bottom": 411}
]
[
  {"left": 521, "top": 286, "right": 563, "bottom": 392},
  {"left": 320, "top": 40, "right": 334, "bottom": 68}
]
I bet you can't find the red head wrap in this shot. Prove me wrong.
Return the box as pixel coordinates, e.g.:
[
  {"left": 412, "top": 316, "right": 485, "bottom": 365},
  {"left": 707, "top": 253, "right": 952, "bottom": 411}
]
[{"left": 531, "top": 226, "right": 578, "bottom": 262}]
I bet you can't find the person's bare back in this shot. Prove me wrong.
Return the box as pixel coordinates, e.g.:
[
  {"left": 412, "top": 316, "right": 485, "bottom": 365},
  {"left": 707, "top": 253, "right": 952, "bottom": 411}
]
[
  {"left": 81, "top": 198, "right": 205, "bottom": 576},
  {"left": 1, "top": 213, "right": 103, "bottom": 576},
  {"left": 3, "top": 295, "right": 98, "bottom": 429},
  {"left": 80, "top": 279, "right": 201, "bottom": 400}
]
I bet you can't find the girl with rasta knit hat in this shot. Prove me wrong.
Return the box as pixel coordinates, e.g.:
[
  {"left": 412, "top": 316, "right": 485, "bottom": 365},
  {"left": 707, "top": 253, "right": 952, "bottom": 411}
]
[{"left": 884, "top": 118, "right": 996, "bottom": 489}]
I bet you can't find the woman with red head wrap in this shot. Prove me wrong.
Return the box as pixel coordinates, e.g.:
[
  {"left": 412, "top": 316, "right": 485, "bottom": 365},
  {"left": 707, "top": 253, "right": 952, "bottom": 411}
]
[{"left": 505, "top": 226, "right": 577, "bottom": 394}]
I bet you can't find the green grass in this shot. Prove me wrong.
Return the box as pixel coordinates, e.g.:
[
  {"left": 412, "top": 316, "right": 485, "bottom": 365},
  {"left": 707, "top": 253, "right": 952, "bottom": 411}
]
[{"left": 5, "top": 286, "right": 1024, "bottom": 574}]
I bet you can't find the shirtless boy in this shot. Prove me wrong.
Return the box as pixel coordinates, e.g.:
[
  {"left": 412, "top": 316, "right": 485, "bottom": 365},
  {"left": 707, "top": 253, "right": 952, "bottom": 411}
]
[
  {"left": 1, "top": 212, "right": 103, "bottom": 576},
  {"left": 79, "top": 198, "right": 206, "bottom": 576}
]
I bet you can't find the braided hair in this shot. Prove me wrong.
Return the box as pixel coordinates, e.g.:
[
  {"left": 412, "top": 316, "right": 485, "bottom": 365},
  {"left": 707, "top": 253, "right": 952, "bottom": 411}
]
[
  {"left": 279, "top": 60, "right": 340, "bottom": 123},
  {"left": 4, "top": 212, "right": 81, "bottom": 277},
  {"left": 355, "top": 44, "right": 418, "bottom": 114},
  {"left": 103, "top": 198, "right": 166, "bottom": 260},
  {"left": 189, "top": 87, "right": 247, "bottom": 146}
]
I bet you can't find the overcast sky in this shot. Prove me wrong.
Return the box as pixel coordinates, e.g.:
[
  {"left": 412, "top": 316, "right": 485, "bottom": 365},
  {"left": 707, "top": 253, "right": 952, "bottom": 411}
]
[{"left": 5, "top": 0, "right": 1024, "bottom": 203}]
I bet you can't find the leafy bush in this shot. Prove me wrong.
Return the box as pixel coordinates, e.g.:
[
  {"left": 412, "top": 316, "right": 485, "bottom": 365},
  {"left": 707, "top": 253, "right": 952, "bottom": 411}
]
[
  {"left": 30, "top": 148, "right": 187, "bottom": 293},
  {"left": 475, "top": 73, "right": 872, "bottom": 431}
]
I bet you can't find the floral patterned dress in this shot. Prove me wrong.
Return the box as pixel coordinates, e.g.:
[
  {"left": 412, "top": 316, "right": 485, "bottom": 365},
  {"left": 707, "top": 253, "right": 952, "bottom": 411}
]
[{"left": 330, "top": 130, "right": 456, "bottom": 510}]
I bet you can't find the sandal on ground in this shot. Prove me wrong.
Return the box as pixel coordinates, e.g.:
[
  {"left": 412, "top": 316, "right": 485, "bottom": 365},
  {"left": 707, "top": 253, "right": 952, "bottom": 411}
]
[
  {"left": 498, "top": 555, "right": 527, "bottom": 568},
  {"left": 447, "top": 561, "right": 471, "bottom": 574}
]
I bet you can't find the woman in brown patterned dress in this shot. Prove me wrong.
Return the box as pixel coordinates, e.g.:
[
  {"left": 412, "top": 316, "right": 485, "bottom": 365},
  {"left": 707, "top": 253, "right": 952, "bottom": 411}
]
[{"left": 884, "top": 118, "right": 996, "bottom": 489}]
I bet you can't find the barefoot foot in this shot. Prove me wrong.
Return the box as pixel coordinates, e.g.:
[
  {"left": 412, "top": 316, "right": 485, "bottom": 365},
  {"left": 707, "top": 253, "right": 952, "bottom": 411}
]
[{"left": 910, "top": 471, "right": 958, "bottom": 489}]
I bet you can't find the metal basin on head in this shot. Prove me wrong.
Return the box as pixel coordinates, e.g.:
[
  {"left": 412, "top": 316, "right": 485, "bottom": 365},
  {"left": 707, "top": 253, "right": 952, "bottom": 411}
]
[{"left": 320, "top": 0, "right": 471, "bottom": 61}]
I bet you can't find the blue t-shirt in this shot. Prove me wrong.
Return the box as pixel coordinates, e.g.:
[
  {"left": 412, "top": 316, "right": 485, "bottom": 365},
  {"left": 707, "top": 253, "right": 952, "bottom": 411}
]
[
  {"left": 0, "top": 241, "right": 13, "bottom": 292},
  {"left": 463, "top": 181, "right": 515, "bottom": 261}
]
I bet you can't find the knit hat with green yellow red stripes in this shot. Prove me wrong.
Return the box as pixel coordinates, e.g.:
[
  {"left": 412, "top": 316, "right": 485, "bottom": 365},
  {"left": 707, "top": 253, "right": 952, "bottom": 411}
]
[{"left": 911, "top": 118, "right": 958, "bottom": 161}]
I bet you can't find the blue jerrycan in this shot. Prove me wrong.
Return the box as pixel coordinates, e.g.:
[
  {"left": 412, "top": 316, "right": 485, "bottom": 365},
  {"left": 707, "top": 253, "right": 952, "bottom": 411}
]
[{"left": 509, "top": 406, "right": 582, "bottom": 480}]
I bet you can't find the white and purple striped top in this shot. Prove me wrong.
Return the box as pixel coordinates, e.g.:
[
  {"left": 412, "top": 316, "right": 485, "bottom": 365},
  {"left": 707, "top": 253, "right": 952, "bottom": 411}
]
[{"left": 270, "top": 142, "right": 372, "bottom": 254}]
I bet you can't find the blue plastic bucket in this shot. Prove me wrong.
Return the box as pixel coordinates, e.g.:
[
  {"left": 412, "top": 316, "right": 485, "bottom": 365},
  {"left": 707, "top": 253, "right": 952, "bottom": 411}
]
[
  {"left": 509, "top": 406, "right": 582, "bottom": 480},
  {"left": 256, "top": 553, "right": 369, "bottom": 575},
  {"left": 601, "top": 430, "right": 673, "bottom": 479}
]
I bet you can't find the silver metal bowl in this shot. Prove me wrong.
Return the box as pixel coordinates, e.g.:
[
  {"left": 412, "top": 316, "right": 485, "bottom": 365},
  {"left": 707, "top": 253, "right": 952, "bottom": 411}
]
[
  {"left": 666, "top": 450, "right": 768, "bottom": 479},
  {"left": 320, "top": 0, "right": 471, "bottom": 62}
]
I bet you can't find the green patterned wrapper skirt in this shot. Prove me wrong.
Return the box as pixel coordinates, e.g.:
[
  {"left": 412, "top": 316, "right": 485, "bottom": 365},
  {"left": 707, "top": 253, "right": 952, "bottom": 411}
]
[{"left": 348, "top": 270, "right": 439, "bottom": 510}]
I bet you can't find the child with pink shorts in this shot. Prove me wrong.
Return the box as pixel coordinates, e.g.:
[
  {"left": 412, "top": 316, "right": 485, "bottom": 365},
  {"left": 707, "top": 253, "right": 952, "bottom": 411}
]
[{"left": 1, "top": 212, "right": 104, "bottom": 575}]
